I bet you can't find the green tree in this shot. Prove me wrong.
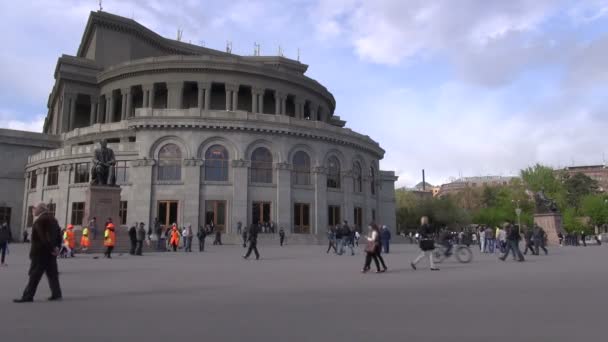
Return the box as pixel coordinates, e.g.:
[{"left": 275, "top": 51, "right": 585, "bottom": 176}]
[
  {"left": 562, "top": 173, "right": 598, "bottom": 209},
  {"left": 521, "top": 164, "right": 566, "bottom": 209},
  {"left": 580, "top": 194, "right": 608, "bottom": 227},
  {"left": 562, "top": 207, "right": 588, "bottom": 233}
]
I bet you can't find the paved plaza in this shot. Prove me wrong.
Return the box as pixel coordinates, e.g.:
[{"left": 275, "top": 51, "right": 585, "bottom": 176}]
[{"left": 1, "top": 242, "right": 606, "bottom": 341}]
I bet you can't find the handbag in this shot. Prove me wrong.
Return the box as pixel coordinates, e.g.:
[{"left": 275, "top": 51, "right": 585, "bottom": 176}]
[
  {"left": 364, "top": 240, "right": 376, "bottom": 253},
  {"left": 420, "top": 239, "right": 435, "bottom": 251}
]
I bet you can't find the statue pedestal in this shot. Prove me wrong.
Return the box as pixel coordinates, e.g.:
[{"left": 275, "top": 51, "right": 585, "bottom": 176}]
[
  {"left": 84, "top": 185, "right": 121, "bottom": 229},
  {"left": 534, "top": 213, "right": 563, "bottom": 245}
]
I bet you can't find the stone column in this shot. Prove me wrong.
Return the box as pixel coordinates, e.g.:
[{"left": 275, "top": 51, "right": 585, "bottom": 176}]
[
  {"left": 106, "top": 95, "right": 113, "bottom": 123},
  {"left": 183, "top": 159, "right": 202, "bottom": 229},
  {"left": 130, "top": 159, "right": 155, "bottom": 227},
  {"left": 142, "top": 84, "right": 153, "bottom": 108},
  {"left": 310, "top": 103, "right": 319, "bottom": 121},
  {"left": 120, "top": 91, "right": 128, "bottom": 120},
  {"left": 313, "top": 166, "right": 328, "bottom": 236},
  {"left": 125, "top": 89, "right": 133, "bottom": 118},
  {"left": 258, "top": 90, "right": 265, "bottom": 114},
  {"left": 343, "top": 171, "right": 354, "bottom": 227},
  {"left": 167, "top": 82, "right": 184, "bottom": 109},
  {"left": 231, "top": 159, "right": 249, "bottom": 232},
  {"left": 96, "top": 97, "right": 104, "bottom": 123},
  {"left": 201, "top": 82, "right": 211, "bottom": 111},
  {"left": 275, "top": 162, "right": 292, "bottom": 232},
  {"left": 281, "top": 97, "right": 287, "bottom": 116},
  {"left": 251, "top": 89, "right": 258, "bottom": 113},
  {"left": 232, "top": 89, "right": 238, "bottom": 111},
  {"left": 225, "top": 84, "right": 239, "bottom": 111},
  {"left": 225, "top": 88, "right": 232, "bottom": 111},
  {"left": 90, "top": 99, "right": 98, "bottom": 125},
  {"left": 295, "top": 99, "right": 304, "bottom": 119},
  {"left": 54, "top": 164, "right": 72, "bottom": 228},
  {"left": 20, "top": 172, "right": 31, "bottom": 237},
  {"left": 274, "top": 91, "right": 282, "bottom": 115},
  {"left": 197, "top": 84, "right": 204, "bottom": 110}
]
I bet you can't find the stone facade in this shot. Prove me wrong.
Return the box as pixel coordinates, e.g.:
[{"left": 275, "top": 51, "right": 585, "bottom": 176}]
[{"left": 18, "top": 10, "right": 397, "bottom": 240}]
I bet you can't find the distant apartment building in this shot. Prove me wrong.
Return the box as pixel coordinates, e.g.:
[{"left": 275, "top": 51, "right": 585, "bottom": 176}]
[
  {"left": 560, "top": 165, "right": 608, "bottom": 192},
  {"left": 437, "top": 176, "right": 517, "bottom": 197}
]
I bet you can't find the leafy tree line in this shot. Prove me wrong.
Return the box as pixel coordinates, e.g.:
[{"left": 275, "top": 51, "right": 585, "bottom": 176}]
[{"left": 396, "top": 164, "right": 605, "bottom": 234}]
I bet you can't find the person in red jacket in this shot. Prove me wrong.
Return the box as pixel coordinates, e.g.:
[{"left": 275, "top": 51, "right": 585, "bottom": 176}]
[{"left": 104, "top": 223, "right": 116, "bottom": 258}]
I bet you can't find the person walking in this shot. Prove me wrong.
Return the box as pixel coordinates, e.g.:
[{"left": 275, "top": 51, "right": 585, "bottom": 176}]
[
  {"left": 182, "top": 225, "right": 193, "bottom": 252},
  {"left": 326, "top": 227, "right": 337, "bottom": 254},
  {"left": 279, "top": 227, "right": 285, "bottom": 246},
  {"left": 80, "top": 225, "right": 90, "bottom": 253},
  {"left": 533, "top": 224, "right": 548, "bottom": 255},
  {"left": 169, "top": 224, "right": 180, "bottom": 252},
  {"left": 197, "top": 225, "right": 207, "bottom": 252},
  {"left": 64, "top": 224, "right": 76, "bottom": 257},
  {"left": 479, "top": 227, "right": 486, "bottom": 252},
  {"left": 335, "top": 224, "right": 344, "bottom": 255},
  {"left": 362, "top": 224, "right": 387, "bottom": 273},
  {"left": 557, "top": 232, "right": 564, "bottom": 246},
  {"left": 14, "top": 203, "right": 63, "bottom": 303},
  {"left": 341, "top": 221, "right": 355, "bottom": 255},
  {"left": 523, "top": 228, "right": 536, "bottom": 255},
  {"left": 241, "top": 224, "right": 248, "bottom": 248},
  {"left": 243, "top": 223, "right": 260, "bottom": 260},
  {"left": 499, "top": 224, "right": 525, "bottom": 262},
  {"left": 236, "top": 221, "right": 242, "bottom": 235},
  {"left": 89, "top": 217, "right": 98, "bottom": 240},
  {"left": 411, "top": 217, "right": 439, "bottom": 271},
  {"left": 0, "top": 222, "right": 11, "bottom": 266},
  {"left": 128, "top": 222, "right": 138, "bottom": 255},
  {"left": 581, "top": 231, "right": 587, "bottom": 247},
  {"left": 135, "top": 222, "right": 146, "bottom": 256},
  {"left": 380, "top": 225, "right": 391, "bottom": 254},
  {"left": 154, "top": 218, "right": 163, "bottom": 251},
  {"left": 103, "top": 223, "right": 116, "bottom": 258}
]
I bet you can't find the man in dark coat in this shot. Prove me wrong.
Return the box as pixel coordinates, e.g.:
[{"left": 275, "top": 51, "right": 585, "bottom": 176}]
[
  {"left": 279, "top": 227, "right": 286, "bottom": 246},
  {"left": 243, "top": 223, "right": 260, "bottom": 260},
  {"left": 523, "top": 229, "right": 536, "bottom": 255},
  {"left": 499, "top": 224, "right": 525, "bottom": 262},
  {"left": 135, "top": 223, "right": 146, "bottom": 256},
  {"left": 14, "top": 203, "right": 63, "bottom": 302},
  {"left": 533, "top": 225, "right": 548, "bottom": 255},
  {"left": 0, "top": 222, "right": 11, "bottom": 266},
  {"left": 197, "top": 225, "right": 208, "bottom": 252},
  {"left": 128, "top": 222, "right": 138, "bottom": 255}
]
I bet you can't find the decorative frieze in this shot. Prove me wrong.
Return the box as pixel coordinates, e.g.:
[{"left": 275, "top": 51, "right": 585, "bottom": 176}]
[
  {"left": 183, "top": 158, "right": 203, "bottom": 167},
  {"left": 231, "top": 159, "right": 250, "bottom": 168},
  {"left": 58, "top": 164, "right": 72, "bottom": 172},
  {"left": 312, "top": 166, "right": 327, "bottom": 174},
  {"left": 274, "top": 162, "right": 292, "bottom": 170},
  {"left": 131, "top": 158, "right": 156, "bottom": 167}
]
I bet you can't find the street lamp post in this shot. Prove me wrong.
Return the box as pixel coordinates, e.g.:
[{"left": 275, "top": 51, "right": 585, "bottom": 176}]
[{"left": 513, "top": 200, "right": 522, "bottom": 234}]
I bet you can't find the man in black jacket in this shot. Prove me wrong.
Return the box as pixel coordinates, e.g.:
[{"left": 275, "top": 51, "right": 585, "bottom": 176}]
[
  {"left": 0, "top": 222, "right": 11, "bottom": 266},
  {"left": 243, "top": 223, "right": 260, "bottom": 260},
  {"left": 499, "top": 224, "right": 525, "bottom": 262},
  {"left": 523, "top": 229, "right": 536, "bottom": 255},
  {"left": 14, "top": 203, "right": 63, "bottom": 303},
  {"left": 128, "top": 222, "right": 138, "bottom": 255}
]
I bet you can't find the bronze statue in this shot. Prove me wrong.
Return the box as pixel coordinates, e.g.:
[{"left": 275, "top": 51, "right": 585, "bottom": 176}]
[
  {"left": 534, "top": 188, "right": 558, "bottom": 213},
  {"left": 90, "top": 139, "right": 116, "bottom": 186}
]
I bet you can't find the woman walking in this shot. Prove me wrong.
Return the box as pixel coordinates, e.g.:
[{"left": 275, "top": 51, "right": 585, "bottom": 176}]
[
  {"left": 411, "top": 216, "right": 439, "bottom": 271},
  {"left": 169, "top": 223, "right": 180, "bottom": 252},
  {"left": 362, "top": 224, "right": 387, "bottom": 273}
]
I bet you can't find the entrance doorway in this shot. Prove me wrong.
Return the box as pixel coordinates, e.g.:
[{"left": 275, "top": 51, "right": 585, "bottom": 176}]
[
  {"left": 354, "top": 207, "right": 363, "bottom": 232},
  {"left": 205, "top": 200, "right": 226, "bottom": 232},
  {"left": 252, "top": 202, "right": 271, "bottom": 226},
  {"left": 158, "top": 201, "right": 178, "bottom": 227},
  {"left": 294, "top": 203, "right": 310, "bottom": 234}
]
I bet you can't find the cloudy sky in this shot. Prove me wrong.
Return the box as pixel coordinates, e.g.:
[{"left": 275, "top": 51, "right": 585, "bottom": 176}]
[{"left": 1, "top": 0, "right": 608, "bottom": 187}]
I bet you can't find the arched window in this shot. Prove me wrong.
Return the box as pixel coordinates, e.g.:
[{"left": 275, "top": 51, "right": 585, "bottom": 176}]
[
  {"left": 327, "top": 156, "right": 341, "bottom": 189},
  {"left": 353, "top": 162, "right": 362, "bottom": 192},
  {"left": 251, "top": 147, "right": 273, "bottom": 183},
  {"left": 370, "top": 166, "right": 376, "bottom": 195},
  {"left": 204, "top": 145, "right": 229, "bottom": 181},
  {"left": 292, "top": 151, "right": 310, "bottom": 185},
  {"left": 157, "top": 143, "right": 182, "bottom": 181}
]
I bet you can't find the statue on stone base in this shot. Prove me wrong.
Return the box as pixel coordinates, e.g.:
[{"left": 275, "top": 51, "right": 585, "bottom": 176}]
[
  {"left": 90, "top": 139, "right": 116, "bottom": 186},
  {"left": 534, "top": 188, "right": 558, "bottom": 214}
]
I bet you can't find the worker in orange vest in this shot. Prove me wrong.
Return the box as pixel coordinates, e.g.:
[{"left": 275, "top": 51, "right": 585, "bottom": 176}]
[
  {"left": 80, "top": 226, "right": 90, "bottom": 253},
  {"left": 169, "top": 224, "right": 180, "bottom": 252},
  {"left": 64, "top": 224, "right": 76, "bottom": 257},
  {"left": 104, "top": 223, "right": 116, "bottom": 259}
]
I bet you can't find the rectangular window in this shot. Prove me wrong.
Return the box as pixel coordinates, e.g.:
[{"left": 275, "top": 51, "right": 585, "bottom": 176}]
[
  {"left": 30, "top": 172, "right": 37, "bottom": 189},
  {"left": 328, "top": 205, "right": 341, "bottom": 227},
  {"left": 71, "top": 202, "right": 85, "bottom": 225},
  {"left": 26, "top": 206, "right": 34, "bottom": 227},
  {"left": 205, "top": 200, "right": 227, "bottom": 232},
  {"left": 158, "top": 201, "right": 179, "bottom": 227},
  {"left": 294, "top": 203, "right": 310, "bottom": 234},
  {"left": 119, "top": 201, "right": 128, "bottom": 225},
  {"left": 354, "top": 207, "right": 363, "bottom": 231},
  {"left": 48, "top": 203, "right": 56, "bottom": 217},
  {"left": 47, "top": 166, "right": 59, "bottom": 186},
  {"left": 73, "top": 163, "right": 90, "bottom": 184},
  {"left": 115, "top": 161, "right": 129, "bottom": 185},
  {"left": 252, "top": 202, "right": 272, "bottom": 227},
  {"left": 0, "top": 206, "right": 11, "bottom": 227}
]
